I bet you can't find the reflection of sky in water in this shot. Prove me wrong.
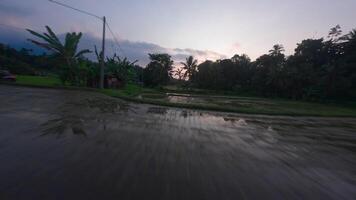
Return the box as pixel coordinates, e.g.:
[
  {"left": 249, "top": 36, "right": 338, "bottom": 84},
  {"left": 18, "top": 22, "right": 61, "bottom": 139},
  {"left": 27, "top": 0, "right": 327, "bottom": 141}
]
[
  {"left": 38, "top": 93, "right": 356, "bottom": 157},
  {"left": 2, "top": 86, "right": 356, "bottom": 200},
  {"left": 144, "top": 94, "right": 278, "bottom": 108}
]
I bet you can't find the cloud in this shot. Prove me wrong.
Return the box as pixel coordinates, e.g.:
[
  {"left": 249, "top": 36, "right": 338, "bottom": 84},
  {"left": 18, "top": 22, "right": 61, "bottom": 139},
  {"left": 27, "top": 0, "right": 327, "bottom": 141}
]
[
  {"left": 55, "top": 33, "right": 227, "bottom": 66},
  {"left": 0, "top": 3, "right": 33, "bottom": 29},
  {"left": 170, "top": 48, "right": 226, "bottom": 63},
  {"left": 0, "top": 4, "right": 34, "bottom": 17},
  {"left": 225, "top": 42, "right": 242, "bottom": 56},
  {"left": 0, "top": 29, "right": 226, "bottom": 66},
  {"left": 232, "top": 42, "right": 241, "bottom": 50}
]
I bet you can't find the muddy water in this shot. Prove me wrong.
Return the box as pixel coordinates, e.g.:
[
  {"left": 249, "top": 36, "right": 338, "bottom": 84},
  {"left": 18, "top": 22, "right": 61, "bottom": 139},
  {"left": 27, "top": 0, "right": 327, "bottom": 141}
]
[{"left": 0, "top": 85, "right": 356, "bottom": 200}]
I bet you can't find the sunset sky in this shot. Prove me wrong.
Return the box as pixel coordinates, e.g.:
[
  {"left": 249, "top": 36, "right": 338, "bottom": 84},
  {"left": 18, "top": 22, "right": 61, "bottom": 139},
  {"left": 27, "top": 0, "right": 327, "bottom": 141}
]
[{"left": 1, "top": 0, "right": 356, "bottom": 65}]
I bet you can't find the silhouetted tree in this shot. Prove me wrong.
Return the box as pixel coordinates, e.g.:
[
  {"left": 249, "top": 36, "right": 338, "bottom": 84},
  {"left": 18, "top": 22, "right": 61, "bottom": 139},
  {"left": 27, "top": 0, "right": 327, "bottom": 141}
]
[
  {"left": 143, "top": 53, "right": 174, "bottom": 86},
  {"left": 181, "top": 56, "right": 198, "bottom": 81},
  {"left": 3, "top": 24, "right": 356, "bottom": 101},
  {"left": 192, "top": 26, "right": 356, "bottom": 100},
  {"left": 174, "top": 67, "right": 185, "bottom": 81}
]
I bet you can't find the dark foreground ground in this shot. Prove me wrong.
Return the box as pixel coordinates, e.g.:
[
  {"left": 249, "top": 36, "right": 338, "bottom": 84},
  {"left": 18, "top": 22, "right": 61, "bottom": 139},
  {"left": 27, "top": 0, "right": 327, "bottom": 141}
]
[{"left": 0, "top": 85, "right": 356, "bottom": 200}]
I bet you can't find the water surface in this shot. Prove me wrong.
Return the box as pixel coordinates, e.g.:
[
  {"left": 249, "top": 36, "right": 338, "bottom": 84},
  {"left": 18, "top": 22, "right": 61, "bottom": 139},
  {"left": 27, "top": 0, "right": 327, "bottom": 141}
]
[{"left": 0, "top": 85, "right": 356, "bottom": 200}]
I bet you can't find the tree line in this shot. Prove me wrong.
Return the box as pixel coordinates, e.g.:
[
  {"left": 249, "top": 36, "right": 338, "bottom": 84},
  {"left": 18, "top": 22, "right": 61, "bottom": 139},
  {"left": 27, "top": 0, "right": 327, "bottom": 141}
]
[
  {"left": 143, "top": 26, "right": 356, "bottom": 101},
  {"left": 1, "top": 25, "right": 355, "bottom": 100},
  {"left": 1, "top": 26, "right": 142, "bottom": 87}
]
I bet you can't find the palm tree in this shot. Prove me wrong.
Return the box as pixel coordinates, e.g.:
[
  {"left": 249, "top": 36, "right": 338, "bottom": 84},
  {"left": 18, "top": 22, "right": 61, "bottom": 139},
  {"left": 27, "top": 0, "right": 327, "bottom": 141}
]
[
  {"left": 269, "top": 44, "right": 285, "bottom": 56},
  {"left": 341, "top": 29, "right": 356, "bottom": 45},
  {"left": 174, "top": 67, "right": 184, "bottom": 80},
  {"left": 27, "top": 26, "right": 91, "bottom": 68},
  {"left": 181, "top": 56, "right": 198, "bottom": 81}
]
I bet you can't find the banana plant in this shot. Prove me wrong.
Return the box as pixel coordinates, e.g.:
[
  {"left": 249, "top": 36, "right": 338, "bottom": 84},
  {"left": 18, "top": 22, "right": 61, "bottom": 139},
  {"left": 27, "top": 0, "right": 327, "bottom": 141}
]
[
  {"left": 27, "top": 26, "right": 91, "bottom": 68},
  {"left": 27, "top": 26, "right": 91, "bottom": 85}
]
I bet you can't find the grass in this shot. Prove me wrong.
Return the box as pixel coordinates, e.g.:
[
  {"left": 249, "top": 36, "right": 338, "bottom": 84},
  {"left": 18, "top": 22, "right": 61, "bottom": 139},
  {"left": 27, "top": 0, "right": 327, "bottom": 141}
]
[
  {"left": 140, "top": 93, "right": 356, "bottom": 117},
  {"left": 100, "top": 84, "right": 142, "bottom": 98},
  {"left": 162, "top": 85, "right": 259, "bottom": 97},
  {"left": 16, "top": 75, "right": 62, "bottom": 87},
  {"left": 3, "top": 75, "right": 356, "bottom": 117}
]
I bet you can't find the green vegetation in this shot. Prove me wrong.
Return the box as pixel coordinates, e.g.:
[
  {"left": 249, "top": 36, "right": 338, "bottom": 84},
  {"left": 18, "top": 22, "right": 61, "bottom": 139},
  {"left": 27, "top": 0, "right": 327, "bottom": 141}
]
[
  {"left": 189, "top": 27, "right": 356, "bottom": 101},
  {"left": 16, "top": 75, "right": 61, "bottom": 87},
  {"left": 101, "top": 84, "right": 142, "bottom": 97},
  {"left": 1, "top": 25, "right": 356, "bottom": 117},
  {"left": 0, "top": 44, "right": 53, "bottom": 75},
  {"left": 27, "top": 26, "right": 93, "bottom": 86},
  {"left": 143, "top": 53, "right": 174, "bottom": 86},
  {"left": 4, "top": 75, "right": 356, "bottom": 117},
  {"left": 137, "top": 91, "right": 356, "bottom": 117}
]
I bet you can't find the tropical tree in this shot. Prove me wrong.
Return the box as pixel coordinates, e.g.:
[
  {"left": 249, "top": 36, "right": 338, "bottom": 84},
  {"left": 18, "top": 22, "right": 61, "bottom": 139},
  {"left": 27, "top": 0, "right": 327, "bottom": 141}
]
[
  {"left": 231, "top": 54, "right": 253, "bottom": 89},
  {"left": 194, "top": 60, "right": 218, "bottom": 89},
  {"left": 328, "top": 24, "right": 342, "bottom": 42},
  {"left": 181, "top": 56, "right": 198, "bottom": 81},
  {"left": 27, "top": 26, "right": 91, "bottom": 85},
  {"left": 106, "top": 54, "right": 138, "bottom": 86},
  {"left": 174, "top": 67, "right": 185, "bottom": 81},
  {"left": 143, "top": 53, "right": 174, "bottom": 86},
  {"left": 269, "top": 44, "right": 285, "bottom": 56},
  {"left": 341, "top": 29, "right": 356, "bottom": 56},
  {"left": 251, "top": 45, "right": 287, "bottom": 96}
]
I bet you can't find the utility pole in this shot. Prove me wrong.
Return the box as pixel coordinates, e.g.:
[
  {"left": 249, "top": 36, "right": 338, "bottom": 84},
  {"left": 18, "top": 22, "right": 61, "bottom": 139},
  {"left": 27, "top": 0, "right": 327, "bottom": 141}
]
[
  {"left": 48, "top": 0, "right": 106, "bottom": 89},
  {"left": 100, "top": 16, "right": 106, "bottom": 89}
]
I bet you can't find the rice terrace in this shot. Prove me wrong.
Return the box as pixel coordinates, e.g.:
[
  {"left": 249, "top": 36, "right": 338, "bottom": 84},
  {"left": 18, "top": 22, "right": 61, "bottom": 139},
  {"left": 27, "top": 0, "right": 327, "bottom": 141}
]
[{"left": 1, "top": 0, "right": 356, "bottom": 199}]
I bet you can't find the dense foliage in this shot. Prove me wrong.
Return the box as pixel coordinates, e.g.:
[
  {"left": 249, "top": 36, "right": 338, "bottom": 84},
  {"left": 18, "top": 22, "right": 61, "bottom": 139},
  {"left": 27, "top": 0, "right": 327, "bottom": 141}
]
[
  {"left": 0, "top": 44, "right": 52, "bottom": 75},
  {"left": 0, "top": 26, "right": 139, "bottom": 88},
  {"left": 26, "top": 26, "right": 93, "bottom": 85},
  {"left": 106, "top": 54, "right": 138, "bottom": 85},
  {"left": 1, "top": 25, "right": 355, "bottom": 101},
  {"left": 192, "top": 26, "right": 356, "bottom": 100},
  {"left": 143, "top": 53, "right": 174, "bottom": 86}
]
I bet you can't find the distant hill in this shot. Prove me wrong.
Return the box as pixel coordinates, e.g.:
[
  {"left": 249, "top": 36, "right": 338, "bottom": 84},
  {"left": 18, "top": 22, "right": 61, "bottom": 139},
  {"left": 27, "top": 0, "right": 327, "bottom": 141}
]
[{"left": 0, "top": 27, "right": 225, "bottom": 66}]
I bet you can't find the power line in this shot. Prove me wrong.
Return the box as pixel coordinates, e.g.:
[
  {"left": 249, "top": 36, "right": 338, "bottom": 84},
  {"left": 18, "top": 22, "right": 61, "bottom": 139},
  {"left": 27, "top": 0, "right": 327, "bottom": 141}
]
[
  {"left": 105, "top": 21, "right": 127, "bottom": 58},
  {"left": 48, "top": 0, "right": 127, "bottom": 59},
  {"left": 48, "top": 0, "right": 102, "bottom": 20},
  {"left": 48, "top": 0, "right": 106, "bottom": 89}
]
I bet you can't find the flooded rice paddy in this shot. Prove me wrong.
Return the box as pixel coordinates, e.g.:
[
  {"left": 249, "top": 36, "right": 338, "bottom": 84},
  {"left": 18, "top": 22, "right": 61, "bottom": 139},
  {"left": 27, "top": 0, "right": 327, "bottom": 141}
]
[
  {"left": 139, "top": 92, "right": 356, "bottom": 116},
  {"left": 0, "top": 85, "right": 356, "bottom": 199}
]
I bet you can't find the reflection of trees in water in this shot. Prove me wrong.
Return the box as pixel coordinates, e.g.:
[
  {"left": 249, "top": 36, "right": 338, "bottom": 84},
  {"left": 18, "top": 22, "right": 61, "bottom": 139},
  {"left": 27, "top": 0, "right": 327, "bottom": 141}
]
[
  {"left": 181, "top": 110, "right": 188, "bottom": 118},
  {"left": 41, "top": 116, "right": 87, "bottom": 137},
  {"left": 223, "top": 117, "right": 237, "bottom": 122},
  {"left": 147, "top": 107, "right": 168, "bottom": 115},
  {"left": 146, "top": 107, "right": 196, "bottom": 118},
  {"left": 86, "top": 97, "right": 132, "bottom": 113},
  {"left": 180, "top": 110, "right": 196, "bottom": 118},
  {"left": 40, "top": 96, "right": 133, "bottom": 137}
]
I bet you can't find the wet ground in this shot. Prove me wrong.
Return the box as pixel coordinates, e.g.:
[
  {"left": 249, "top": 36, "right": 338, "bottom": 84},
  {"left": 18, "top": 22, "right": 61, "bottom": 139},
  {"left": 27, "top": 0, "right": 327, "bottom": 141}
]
[
  {"left": 141, "top": 92, "right": 272, "bottom": 105},
  {"left": 140, "top": 92, "right": 356, "bottom": 117},
  {"left": 1, "top": 85, "right": 356, "bottom": 200}
]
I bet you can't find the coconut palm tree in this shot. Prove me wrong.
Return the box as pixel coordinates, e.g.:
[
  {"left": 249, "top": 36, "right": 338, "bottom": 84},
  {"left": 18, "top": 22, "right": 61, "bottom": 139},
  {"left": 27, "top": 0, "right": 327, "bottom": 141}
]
[
  {"left": 181, "top": 56, "right": 198, "bottom": 81},
  {"left": 342, "top": 29, "right": 356, "bottom": 49},
  {"left": 174, "top": 67, "right": 184, "bottom": 81},
  {"left": 269, "top": 44, "right": 285, "bottom": 56}
]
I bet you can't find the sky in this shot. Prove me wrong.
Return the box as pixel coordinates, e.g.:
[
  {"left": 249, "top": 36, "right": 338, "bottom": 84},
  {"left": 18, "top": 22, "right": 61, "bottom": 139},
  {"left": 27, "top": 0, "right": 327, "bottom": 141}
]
[{"left": 1, "top": 0, "right": 356, "bottom": 65}]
